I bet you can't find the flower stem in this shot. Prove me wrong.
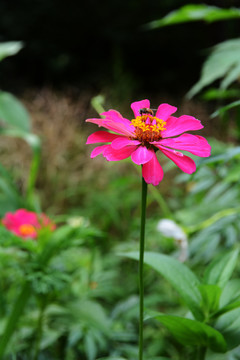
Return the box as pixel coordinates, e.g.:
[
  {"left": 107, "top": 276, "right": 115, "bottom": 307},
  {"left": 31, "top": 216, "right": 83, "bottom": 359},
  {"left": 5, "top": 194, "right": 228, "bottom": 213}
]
[{"left": 139, "top": 176, "right": 148, "bottom": 360}]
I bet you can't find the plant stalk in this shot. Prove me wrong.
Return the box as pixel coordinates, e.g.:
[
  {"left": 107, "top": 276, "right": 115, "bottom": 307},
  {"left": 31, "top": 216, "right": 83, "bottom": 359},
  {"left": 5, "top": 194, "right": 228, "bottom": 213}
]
[{"left": 139, "top": 176, "right": 148, "bottom": 360}]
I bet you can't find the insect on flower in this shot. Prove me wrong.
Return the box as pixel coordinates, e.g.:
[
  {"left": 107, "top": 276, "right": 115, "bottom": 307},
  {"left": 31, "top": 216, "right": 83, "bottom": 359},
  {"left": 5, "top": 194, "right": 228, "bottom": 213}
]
[
  {"left": 139, "top": 108, "right": 155, "bottom": 116},
  {"left": 86, "top": 99, "right": 211, "bottom": 186}
]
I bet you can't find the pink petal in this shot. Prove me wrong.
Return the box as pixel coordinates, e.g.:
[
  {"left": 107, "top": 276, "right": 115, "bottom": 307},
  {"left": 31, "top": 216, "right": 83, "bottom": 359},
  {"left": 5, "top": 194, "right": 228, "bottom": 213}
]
[
  {"left": 86, "top": 131, "right": 121, "bottom": 144},
  {"left": 90, "top": 145, "right": 110, "bottom": 158},
  {"left": 162, "top": 115, "right": 203, "bottom": 138},
  {"left": 152, "top": 134, "right": 211, "bottom": 157},
  {"left": 86, "top": 117, "right": 134, "bottom": 137},
  {"left": 111, "top": 137, "right": 140, "bottom": 149},
  {"left": 142, "top": 153, "right": 164, "bottom": 186},
  {"left": 156, "top": 103, "right": 177, "bottom": 121},
  {"left": 100, "top": 109, "right": 125, "bottom": 123},
  {"left": 103, "top": 145, "right": 137, "bottom": 161},
  {"left": 131, "top": 99, "right": 150, "bottom": 118},
  {"left": 131, "top": 146, "right": 154, "bottom": 165},
  {"left": 101, "top": 110, "right": 133, "bottom": 131},
  {"left": 159, "top": 146, "right": 196, "bottom": 174}
]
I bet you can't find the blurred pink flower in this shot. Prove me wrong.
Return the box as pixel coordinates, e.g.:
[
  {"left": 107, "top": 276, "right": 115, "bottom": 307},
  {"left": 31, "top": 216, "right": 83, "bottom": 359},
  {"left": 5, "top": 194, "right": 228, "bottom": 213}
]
[
  {"left": 2, "top": 209, "right": 56, "bottom": 239},
  {"left": 86, "top": 99, "right": 211, "bottom": 185}
]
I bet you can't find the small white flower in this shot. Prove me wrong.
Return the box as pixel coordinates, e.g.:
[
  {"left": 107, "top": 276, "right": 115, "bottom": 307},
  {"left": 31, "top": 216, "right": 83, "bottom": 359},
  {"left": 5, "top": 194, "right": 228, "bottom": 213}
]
[
  {"left": 157, "top": 219, "right": 188, "bottom": 262},
  {"left": 67, "top": 216, "right": 89, "bottom": 228}
]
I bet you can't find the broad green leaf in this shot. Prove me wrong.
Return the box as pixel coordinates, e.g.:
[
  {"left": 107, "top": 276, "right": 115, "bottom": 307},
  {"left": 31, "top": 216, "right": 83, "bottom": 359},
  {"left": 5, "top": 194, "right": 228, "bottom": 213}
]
[
  {"left": 215, "top": 308, "right": 240, "bottom": 349},
  {"left": 211, "top": 280, "right": 240, "bottom": 318},
  {"left": 199, "top": 284, "right": 222, "bottom": 315},
  {"left": 0, "top": 42, "right": 23, "bottom": 62},
  {"left": 214, "top": 301, "right": 240, "bottom": 318},
  {"left": 203, "top": 249, "right": 239, "bottom": 288},
  {"left": 220, "top": 279, "right": 240, "bottom": 307},
  {"left": 40, "top": 329, "right": 62, "bottom": 350},
  {"left": 123, "top": 251, "right": 203, "bottom": 320},
  {"left": 187, "top": 39, "right": 240, "bottom": 98},
  {"left": 0, "top": 91, "right": 30, "bottom": 132},
  {"left": 146, "top": 5, "right": 240, "bottom": 29},
  {"left": 221, "top": 63, "right": 240, "bottom": 89},
  {"left": 84, "top": 332, "right": 97, "bottom": 360},
  {"left": 152, "top": 314, "right": 227, "bottom": 352}
]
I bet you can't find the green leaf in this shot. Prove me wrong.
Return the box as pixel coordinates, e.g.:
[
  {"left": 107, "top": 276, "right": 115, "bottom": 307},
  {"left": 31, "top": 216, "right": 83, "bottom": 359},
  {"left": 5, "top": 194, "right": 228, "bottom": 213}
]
[
  {"left": 0, "top": 91, "right": 31, "bottom": 132},
  {"left": 220, "top": 279, "right": 240, "bottom": 307},
  {"left": 211, "top": 100, "right": 240, "bottom": 119},
  {"left": 203, "top": 249, "right": 239, "bottom": 288},
  {"left": 123, "top": 251, "right": 203, "bottom": 320},
  {"left": 152, "top": 313, "right": 227, "bottom": 352},
  {"left": 84, "top": 332, "right": 97, "bottom": 360},
  {"left": 215, "top": 308, "right": 240, "bottom": 349},
  {"left": 201, "top": 88, "right": 240, "bottom": 101},
  {"left": 187, "top": 39, "right": 240, "bottom": 98},
  {"left": 199, "top": 284, "right": 222, "bottom": 316},
  {"left": 221, "top": 63, "right": 240, "bottom": 89},
  {"left": 210, "top": 280, "right": 240, "bottom": 318},
  {"left": 214, "top": 301, "right": 240, "bottom": 318},
  {"left": 146, "top": 5, "right": 240, "bottom": 29},
  {"left": 0, "top": 127, "right": 41, "bottom": 152},
  {"left": 0, "top": 42, "right": 23, "bottom": 62}
]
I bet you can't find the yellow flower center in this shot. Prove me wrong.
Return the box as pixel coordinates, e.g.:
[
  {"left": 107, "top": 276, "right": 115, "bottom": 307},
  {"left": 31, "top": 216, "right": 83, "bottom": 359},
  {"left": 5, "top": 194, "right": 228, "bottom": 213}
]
[
  {"left": 131, "top": 115, "right": 166, "bottom": 143},
  {"left": 19, "top": 224, "right": 36, "bottom": 237}
]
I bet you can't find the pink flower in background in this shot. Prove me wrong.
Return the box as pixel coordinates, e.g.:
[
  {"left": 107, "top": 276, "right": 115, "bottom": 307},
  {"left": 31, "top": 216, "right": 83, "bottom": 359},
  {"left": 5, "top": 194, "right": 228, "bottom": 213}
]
[
  {"left": 2, "top": 209, "right": 56, "bottom": 239},
  {"left": 86, "top": 99, "right": 211, "bottom": 185}
]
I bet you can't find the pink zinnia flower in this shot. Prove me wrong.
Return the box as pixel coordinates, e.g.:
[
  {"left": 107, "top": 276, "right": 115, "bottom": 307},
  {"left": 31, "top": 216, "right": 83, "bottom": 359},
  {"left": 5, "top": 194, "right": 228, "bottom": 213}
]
[
  {"left": 86, "top": 99, "right": 211, "bottom": 186},
  {"left": 2, "top": 209, "right": 56, "bottom": 239}
]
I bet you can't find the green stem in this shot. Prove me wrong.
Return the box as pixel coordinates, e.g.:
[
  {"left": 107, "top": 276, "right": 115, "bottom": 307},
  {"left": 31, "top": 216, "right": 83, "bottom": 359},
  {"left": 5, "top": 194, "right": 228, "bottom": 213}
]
[
  {"left": 26, "top": 145, "right": 41, "bottom": 209},
  {"left": 0, "top": 281, "right": 31, "bottom": 357},
  {"left": 139, "top": 176, "right": 148, "bottom": 360}
]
